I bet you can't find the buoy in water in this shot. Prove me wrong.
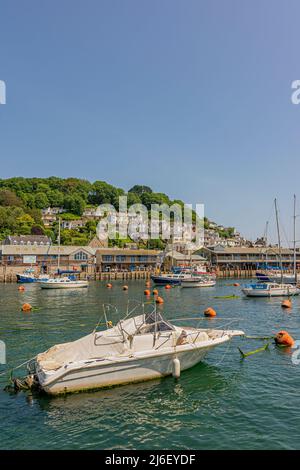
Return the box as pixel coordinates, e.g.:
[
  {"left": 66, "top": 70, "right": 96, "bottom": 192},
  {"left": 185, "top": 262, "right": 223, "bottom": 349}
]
[
  {"left": 165, "top": 284, "right": 171, "bottom": 289},
  {"left": 204, "top": 307, "right": 216, "bottom": 317},
  {"left": 275, "top": 330, "right": 295, "bottom": 347},
  {"left": 18, "top": 286, "right": 25, "bottom": 291},
  {"left": 281, "top": 299, "right": 292, "bottom": 309},
  {"left": 21, "top": 303, "right": 32, "bottom": 312},
  {"left": 144, "top": 289, "right": 151, "bottom": 296},
  {"left": 172, "top": 357, "right": 181, "bottom": 378},
  {"left": 153, "top": 289, "right": 158, "bottom": 295},
  {"left": 233, "top": 283, "right": 240, "bottom": 287},
  {"left": 123, "top": 285, "right": 128, "bottom": 291},
  {"left": 156, "top": 296, "right": 164, "bottom": 304},
  {"left": 106, "top": 283, "right": 112, "bottom": 288}
]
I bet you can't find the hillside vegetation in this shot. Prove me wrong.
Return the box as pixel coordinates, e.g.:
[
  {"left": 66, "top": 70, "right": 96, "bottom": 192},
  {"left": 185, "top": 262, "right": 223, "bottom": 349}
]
[{"left": 0, "top": 178, "right": 193, "bottom": 247}]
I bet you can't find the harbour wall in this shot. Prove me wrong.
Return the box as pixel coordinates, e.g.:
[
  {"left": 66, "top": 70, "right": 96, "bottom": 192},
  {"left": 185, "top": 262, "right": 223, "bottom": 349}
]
[{"left": 0, "top": 265, "right": 152, "bottom": 282}]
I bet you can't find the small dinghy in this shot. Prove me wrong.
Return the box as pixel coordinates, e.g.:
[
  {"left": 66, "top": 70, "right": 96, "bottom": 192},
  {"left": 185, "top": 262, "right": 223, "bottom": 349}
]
[{"left": 32, "top": 303, "right": 244, "bottom": 395}]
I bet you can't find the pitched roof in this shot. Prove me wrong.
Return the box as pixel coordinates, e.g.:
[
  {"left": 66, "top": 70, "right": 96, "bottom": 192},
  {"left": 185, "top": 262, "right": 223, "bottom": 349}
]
[
  {"left": 202, "top": 246, "right": 297, "bottom": 255},
  {"left": 0, "top": 245, "right": 96, "bottom": 256},
  {"left": 4, "top": 235, "right": 51, "bottom": 245},
  {"left": 165, "top": 251, "right": 207, "bottom": 261}
]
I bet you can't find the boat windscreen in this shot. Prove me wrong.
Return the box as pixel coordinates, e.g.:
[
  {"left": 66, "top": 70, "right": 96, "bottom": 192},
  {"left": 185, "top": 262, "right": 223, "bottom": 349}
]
[{"left": 144, "top": 311, "right": 174, "bottom": 332}]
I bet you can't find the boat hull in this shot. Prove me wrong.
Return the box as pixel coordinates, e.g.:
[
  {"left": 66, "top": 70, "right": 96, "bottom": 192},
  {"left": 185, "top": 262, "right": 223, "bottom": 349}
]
[
  {"left": 181, "top": 280, "right": 216, "bottom": 288},
  {"left": 150, "top": 275, "right": 181, "bottom": 285},
  {"left": 38, "top": 344, "right": 217, "bottom": 395},
  {"left": 242, "top": 287, "right": 300, "bottom": 297},
  {"left": 256, "top": 272, "right": 297, "bottom": 284},
  {"left": 17, "top": 274, "right": 49, "bottom": 283},
  {"left": 40, "top": 281, "right": 88, "bottom": 289},
  {"left": 17, "top": 275, "right": 37, "bottom": 283}
]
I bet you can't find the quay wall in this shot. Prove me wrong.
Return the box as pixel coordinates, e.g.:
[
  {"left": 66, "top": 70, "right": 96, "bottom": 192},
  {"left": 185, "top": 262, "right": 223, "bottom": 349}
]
[
  {"left": 0, "top": 265, "right": 152, "bottom": 283},
  {"left": 1, "top": 265, "right": 298, "bottom": 282},
  {"left": 216, "top": 268, "right": 299, "bottom": 279}
]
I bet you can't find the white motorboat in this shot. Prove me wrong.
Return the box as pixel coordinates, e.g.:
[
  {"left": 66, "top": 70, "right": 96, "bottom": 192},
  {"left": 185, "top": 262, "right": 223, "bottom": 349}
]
[
  {"left": 242, "top": 282, "right": 300, "bottom": 297},
  {"left": 181, "top": 276, "right": 216, "bottom": 288},
  {"left": 33, "top": 305, "right": 244, "bottom": 394},
  {"left": 40, "top": 277, "right": 88, "bottom": 289}
]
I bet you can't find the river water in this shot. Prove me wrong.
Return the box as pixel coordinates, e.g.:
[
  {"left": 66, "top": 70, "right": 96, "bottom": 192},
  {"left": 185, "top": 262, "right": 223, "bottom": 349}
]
[{"left": 0, "top": 279, "right": 299, "bottom": 450}]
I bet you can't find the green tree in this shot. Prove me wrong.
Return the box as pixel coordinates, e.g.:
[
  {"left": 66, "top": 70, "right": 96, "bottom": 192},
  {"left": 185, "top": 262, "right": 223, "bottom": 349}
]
[
  {"left": 34, "top": 192, "right": 49, "bottom": 209},
  {"left": 88, "top": 181, "right": 123, "bottom": 206},
  {"left": 16, "top": 214, "right": 35, "bottom": 234},
  {"left": 128, "top": 185, "right": 153, "bottom": 196},
  {"left": 63, "top": 195, "right": 85, "bottom": 216},
  {"left": 47, "top": 190, "right": 64, "bottom": 207}
]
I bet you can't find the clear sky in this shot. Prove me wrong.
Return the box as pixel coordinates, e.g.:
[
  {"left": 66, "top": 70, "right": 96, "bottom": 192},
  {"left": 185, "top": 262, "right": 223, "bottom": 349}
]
[{"left": 1, "top": 0, "right": 300, "bottom": 243}]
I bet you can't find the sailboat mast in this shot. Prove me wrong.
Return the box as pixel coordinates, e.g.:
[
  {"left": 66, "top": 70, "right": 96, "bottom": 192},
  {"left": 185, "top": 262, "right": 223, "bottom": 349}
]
[
  {"left": 274, "top": 198, "right": 283, "bottom": 283},
  {"left": 58, "top": 217, "right": 61, "bottom": 273},
  {"left": 293, "top": 194, "right": 297, "bottom": 282},
  {"left": 264, "top": 221, "right": 269, "bottom": 266}
]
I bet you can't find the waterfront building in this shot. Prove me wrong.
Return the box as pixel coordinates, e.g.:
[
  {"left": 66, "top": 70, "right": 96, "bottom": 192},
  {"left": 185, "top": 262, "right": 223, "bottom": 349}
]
[
  {"left": 162, "top": 251, "right": 207, "bottom": 271},
  {"left": 0, "top": 244, "right": 96, "bottom": 273},
  {"left": 95, "top": 248, "right": 160, "bottom": 272},
  {"left": 0, "top": 244, "right": 161, "bottom": 280},
  {"left": 201, "top": 245, "right": 300, "bottom": 270}
]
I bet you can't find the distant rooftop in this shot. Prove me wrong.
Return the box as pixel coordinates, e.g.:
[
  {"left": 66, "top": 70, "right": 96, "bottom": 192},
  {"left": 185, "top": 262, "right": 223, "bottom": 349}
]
[{"left": 3, "top": 235, "right": 51, "bottom": 246}]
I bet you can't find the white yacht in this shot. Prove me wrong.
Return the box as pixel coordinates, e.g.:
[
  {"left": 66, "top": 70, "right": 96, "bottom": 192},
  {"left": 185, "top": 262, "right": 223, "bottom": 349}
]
[
  {"left": 242, "top": 282, "right": 300, "bottom": 297},
  {"left": 181, "top": 276, "right": 216, "bottom": 288},
  {"left": 40, "top": 277, "right": 88, "bottom": 289}
]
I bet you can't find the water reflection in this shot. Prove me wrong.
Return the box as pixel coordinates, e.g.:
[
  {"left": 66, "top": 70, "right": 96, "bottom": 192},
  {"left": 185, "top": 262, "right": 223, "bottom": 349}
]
[{"left": 1, "top": 280, "right": 300, "bottom": 449}]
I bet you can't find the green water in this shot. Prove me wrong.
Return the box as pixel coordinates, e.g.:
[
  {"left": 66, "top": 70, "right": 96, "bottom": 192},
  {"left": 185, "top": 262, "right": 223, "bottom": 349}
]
[{"left": 0, "top": 279, "right": 300, "bottom": 450}]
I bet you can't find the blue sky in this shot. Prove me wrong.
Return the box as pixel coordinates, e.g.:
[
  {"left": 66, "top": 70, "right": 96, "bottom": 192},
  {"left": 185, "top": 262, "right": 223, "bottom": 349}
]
[{"left": 0, "top": 0, "right": 300, "bottom": 243}]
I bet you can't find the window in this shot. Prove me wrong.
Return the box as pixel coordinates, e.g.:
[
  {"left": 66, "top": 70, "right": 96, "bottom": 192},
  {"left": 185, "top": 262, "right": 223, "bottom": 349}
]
[
  {"left": 103, "top": 255, "right": 113, "bottom": 262},
  {"left": 116, "top": 255, "right": 126, "bottom": 262},
  {"left": 74, "top": 251, "right": 88, "bottom": 261}
]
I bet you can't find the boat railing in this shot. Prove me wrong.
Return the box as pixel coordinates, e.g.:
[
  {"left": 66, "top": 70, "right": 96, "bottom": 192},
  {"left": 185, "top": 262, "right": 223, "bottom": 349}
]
[{"left": 168, "top": 317, "right": 240, "bottom": 337}]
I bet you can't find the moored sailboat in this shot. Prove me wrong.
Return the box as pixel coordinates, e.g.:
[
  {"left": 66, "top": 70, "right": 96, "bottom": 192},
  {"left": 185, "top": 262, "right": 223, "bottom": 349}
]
[{"left": 243, "top": 198, "right": 298, "bottom": 297}]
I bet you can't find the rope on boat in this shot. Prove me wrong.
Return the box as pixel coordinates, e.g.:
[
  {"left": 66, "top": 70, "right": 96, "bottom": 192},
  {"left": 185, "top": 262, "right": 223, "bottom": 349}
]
[
  {"left": 1, "top": 355, "right": 39, "bottom": 393},
  {"left": 244, "top": 335, "right": 274, "bottom": 340},
  {"left": 0, "top": 355, "right": 37, "bottom": 378},
  {"left": 238, "top": 342, "right": 270, "bottom": 358}
]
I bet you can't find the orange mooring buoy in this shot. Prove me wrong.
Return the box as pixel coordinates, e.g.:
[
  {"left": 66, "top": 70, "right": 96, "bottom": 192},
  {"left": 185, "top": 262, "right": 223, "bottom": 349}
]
[
  {"left": 18, "top": 285, "right": 25, "bottom": 291},
  {"left": 106, "top": 283, "right": 112, "bottom": 288},
  {"left": 123, "top": 285, "right": 128, "bottom": 291},
  {"left": 204, "top": 307, "right": 217, "bottom": 317},
  {"left": 233, "top": 283, "right": 240, "bottom": 287},
  {"left": 165, "top": 284, "right": 171, "bottom": 290},
  {"left": 281, "top": 299, "right": 292, "bottom": 309},
  {"left": 156, "top": 296, "right": 164, "bottom": 304},
  {"left": 153, "top": 289, "right": 158, "bottom": 295},
  {"left": 144, "top": 289, "right": 151, "bottom": 296},
  {"left": 275, "top": 330, "right": 295, "bottom": 347},
  {"left": 21, "top": 303, "right": 32, "bottom": 312}
]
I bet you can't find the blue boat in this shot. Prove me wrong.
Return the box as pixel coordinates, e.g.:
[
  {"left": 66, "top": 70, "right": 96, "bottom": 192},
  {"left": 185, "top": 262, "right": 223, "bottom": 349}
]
[
  {"left": 16, "top": 268, "right": 50, "bottom": 283},
  {"left": 150, "top": 274, "right": 182, "bottom": 285}
]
